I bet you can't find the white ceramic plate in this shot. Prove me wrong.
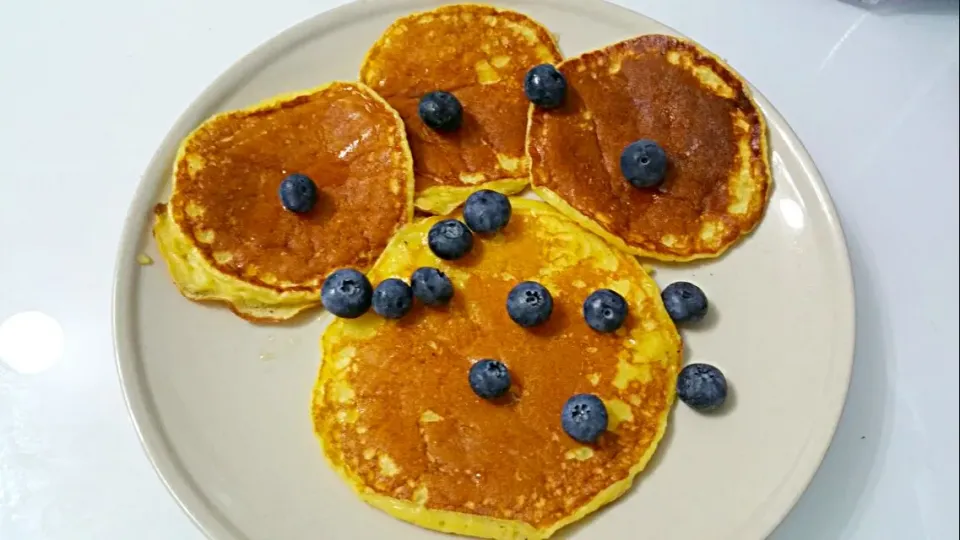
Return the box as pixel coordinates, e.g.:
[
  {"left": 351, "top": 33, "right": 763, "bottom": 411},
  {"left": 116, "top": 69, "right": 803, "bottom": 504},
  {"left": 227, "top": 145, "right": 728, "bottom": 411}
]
[{"left": 113, "top": 1, "right": 855, "bottom": 539}]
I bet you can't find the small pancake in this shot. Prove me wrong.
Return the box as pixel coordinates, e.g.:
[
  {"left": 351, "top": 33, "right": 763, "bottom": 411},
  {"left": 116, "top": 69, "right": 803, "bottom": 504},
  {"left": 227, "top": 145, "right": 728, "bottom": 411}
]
[
  {"left": 361, "top": 4, "right": 562, "bottom": 215},
  {"left": 154, "top": 82, "right": 413, "bottom": 322},
  {"left": 313, "top": 199, "right": 681, "bottom": 539},
  {"left": 528, "top": 35, "right": 771, "bottom": 261}
]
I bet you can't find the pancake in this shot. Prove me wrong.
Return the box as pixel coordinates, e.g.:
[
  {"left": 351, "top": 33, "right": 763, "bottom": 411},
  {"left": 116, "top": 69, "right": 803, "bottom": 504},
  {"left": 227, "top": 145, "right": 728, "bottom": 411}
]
[
  {"left": 528, "top": 35, "right": 771, "bottom": 261},
  {"left": 153, "top": 81, "right": 414, "bottom": 322},
  {"left": 360, "top": 4, "right": 562, "bottom": 215},
  {"left": 313, "top": 199, "right": 681, "bottom": 539}
]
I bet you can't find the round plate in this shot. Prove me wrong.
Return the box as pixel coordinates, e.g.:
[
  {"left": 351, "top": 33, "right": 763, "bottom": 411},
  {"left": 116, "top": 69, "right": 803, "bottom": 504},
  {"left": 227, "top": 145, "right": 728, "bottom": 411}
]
[{"left": 113, "top": 1, "right": 855, "bottom": 539}]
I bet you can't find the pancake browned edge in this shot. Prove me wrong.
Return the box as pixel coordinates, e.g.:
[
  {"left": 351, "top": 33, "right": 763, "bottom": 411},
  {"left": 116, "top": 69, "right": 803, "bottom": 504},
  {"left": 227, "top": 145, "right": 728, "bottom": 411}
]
[
  {"left": 528, "top": 34, "right": 771, "bottom": 261},
  {"left": 361, "top": 4, "right": 562, "bottom": 215},
  {"left": 314, "top": 199, "right": 681, "bottom": 539},
  {"left": 153, "top": 81, "right": 414, "bottom": 322}
]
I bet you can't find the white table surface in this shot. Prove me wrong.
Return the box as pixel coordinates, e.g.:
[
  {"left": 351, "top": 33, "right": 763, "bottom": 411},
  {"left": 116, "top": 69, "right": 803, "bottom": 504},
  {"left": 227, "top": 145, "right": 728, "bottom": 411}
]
[{"left": 0, "top": 0, "right": 957, "bottom": 538}]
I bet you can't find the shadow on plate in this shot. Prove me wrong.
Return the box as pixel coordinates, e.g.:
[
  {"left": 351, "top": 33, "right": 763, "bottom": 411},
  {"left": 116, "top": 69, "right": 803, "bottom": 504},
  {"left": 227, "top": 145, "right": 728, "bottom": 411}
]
[
  {"left": 768, "top": 226, "right": 892, "bottom": 539},
  {"left": 685, "top": 301, "right": 720, "bottom": 332},
  {"left": 703, "top": 380, "right": 738, "bottom": 418}
]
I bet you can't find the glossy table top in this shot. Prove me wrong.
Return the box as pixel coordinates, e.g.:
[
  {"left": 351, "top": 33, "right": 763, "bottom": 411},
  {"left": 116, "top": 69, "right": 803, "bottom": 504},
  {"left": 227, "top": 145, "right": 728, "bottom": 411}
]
[{"left": 0, "top": 0, "right": 957, "bottom": 538}]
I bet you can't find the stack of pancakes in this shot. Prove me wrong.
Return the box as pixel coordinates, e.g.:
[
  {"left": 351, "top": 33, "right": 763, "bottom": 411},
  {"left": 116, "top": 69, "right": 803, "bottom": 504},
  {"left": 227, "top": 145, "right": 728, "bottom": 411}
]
[{"left": 153, "top": 4, "right": 770, "bottom": 539}]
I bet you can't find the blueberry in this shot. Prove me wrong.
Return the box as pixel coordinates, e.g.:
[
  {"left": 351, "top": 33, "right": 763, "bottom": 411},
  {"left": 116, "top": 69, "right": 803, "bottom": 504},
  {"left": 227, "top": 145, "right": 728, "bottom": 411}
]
[
  {"left": 524, "top": 64, "right": 567, "bottom": 109},
  {"left": 418, "top": 91, "right": 463, "bottom": 131},
  {"left": 561, "top": 394, "right": 608, "bottom": 443},
  {"left": 463, "top": 190, "right": 512, "bottom": 234},
  {"left": 661, "top": 281, "right": 708, "bottom": 323},
  {"left": 582, "top": 289, "right": 628, "bottom": 333},
  {"left": 321, "top": 268, "right": 372, "bottom": 318},
  {"left": 428, "top": 219, "right": 474, "bottom": 260},
  {"left": 506, "top": 281, "right": 553, "bottom": 327},
  {"left": 410, "top": 267, "right": 454, "bottom": 306},
  {"left": 278, "top": 173, "right": 318, "bottom": 213},
  {"left": 620, "top": 139, "right": 667, "bottom": 188},
  {"left": 372, "top": 278, "right": 414, "bottom": 319},
  {"left": 676, "top": 363, "right": 727, "bottom": 411},
  {"left": 469, "top": 359, "right": 511, "bottom": 399}
]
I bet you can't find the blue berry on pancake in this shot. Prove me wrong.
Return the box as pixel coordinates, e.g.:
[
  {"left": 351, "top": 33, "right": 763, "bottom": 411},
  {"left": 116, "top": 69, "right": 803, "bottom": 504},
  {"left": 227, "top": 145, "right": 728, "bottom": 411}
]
[
  {"left": 469, "top": 359, "right": 511, "bottom": 399},
  {"left": 410, "top": 267, "right": 454, "bottom": 306},
  {"left": 372, "top": 278, "right": 414, "bottom": 319},
  {"left": 620, "top": 139, "right": 667, "bottom": 188},
  {"left": 278, "top": 173, "right": 318, "bottom": 213},
  {"left": 321, "top": 269, "right": 373, "bottom": 318},
  {"left": 428, "top": 219, "right": 474, "bottom": 260},
  {"left": 524, "top": 64, "right": 567, "bottom": 109},
  {"left": 582, "top": 289, "right": 628, "bottom": 333},
  {"left": 561, "top": 394, "right": 608, "bottom": 443},
  {"left": 418, "top": 91, "right": 463, "bottom": 131},
  {"left": 506, "top": 281, "right": 553, "bottom": 327},
  {"left": 464, "top": 189, "right": 512, "bottom": 234}
]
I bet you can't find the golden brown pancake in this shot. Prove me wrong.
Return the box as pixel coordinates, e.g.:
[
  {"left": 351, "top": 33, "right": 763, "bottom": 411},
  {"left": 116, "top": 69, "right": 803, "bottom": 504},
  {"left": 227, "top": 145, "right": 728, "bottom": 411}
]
[
  {"left": 153, "top": 82, "right": 414, "bottom": 322},
  {"left": 528, "top": 35, "right": 771, "bottom": 261},
  {"left": 361, "top": 4, "right": 562, "bottom": 215},
  {"left": 314, "top": 199, "right": 681, "bottom": 538}
]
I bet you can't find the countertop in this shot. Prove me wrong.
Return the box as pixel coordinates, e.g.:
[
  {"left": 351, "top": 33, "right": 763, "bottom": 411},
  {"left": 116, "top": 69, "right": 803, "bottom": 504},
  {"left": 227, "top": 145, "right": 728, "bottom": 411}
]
[{"left": 0, "top": 0, "right": 957, "bottom": 538}]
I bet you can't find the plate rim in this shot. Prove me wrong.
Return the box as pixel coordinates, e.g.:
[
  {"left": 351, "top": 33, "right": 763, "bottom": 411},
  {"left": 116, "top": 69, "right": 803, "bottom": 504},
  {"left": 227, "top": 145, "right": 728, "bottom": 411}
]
[{"left": 112, "top": 1, "right": 856, "bottom": 539}]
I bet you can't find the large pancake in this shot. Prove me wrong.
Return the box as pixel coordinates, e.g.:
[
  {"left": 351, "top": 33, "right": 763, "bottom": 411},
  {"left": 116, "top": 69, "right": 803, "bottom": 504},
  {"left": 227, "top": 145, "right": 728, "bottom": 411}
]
[
  {"left": 528, "top": 35, "right": 771, "bottom": 261},
  {"left": 313, "top": 199, "right": 681, "bottom": 539},
  {"left": 153, "top": 82, "right": 414, "bottom": 322},
  {"left": 361, "top": 4, "right": 562, "bottom": 215}
]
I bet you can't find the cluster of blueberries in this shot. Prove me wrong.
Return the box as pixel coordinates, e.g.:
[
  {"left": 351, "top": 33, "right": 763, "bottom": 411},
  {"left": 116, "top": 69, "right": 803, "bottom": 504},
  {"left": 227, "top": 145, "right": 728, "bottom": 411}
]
[
  {"left": 287, "top": 63, "right": 725, "bottom": 446},
  {"left": 418, "top": 65, "right": 726, "bottom": 421},
  {"left": 319, "top": 191, "right": 726, "bottom": 446},
  {"left": 420, "top": 63, "right": 670, "bottom": 190},
  {"left": 276, "top": 63, "right": 670, "bottom": 214},
  {"left": 319, "top": 189, "right": 513, "bottom": 321}
]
